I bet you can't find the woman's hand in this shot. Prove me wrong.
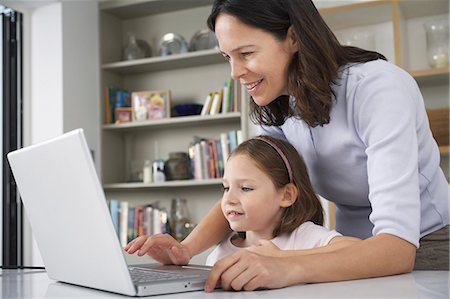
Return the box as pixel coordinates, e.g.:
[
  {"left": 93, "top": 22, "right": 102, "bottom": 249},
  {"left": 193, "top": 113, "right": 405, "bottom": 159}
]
[
  {"left": 205, "top": 249, "right": 293, "bottom": 292},
  {"left": 124, "top": 234, "right": 190, "bottom": 265},
  {"left": 248, "top": 239, "right": 282, "bottom": 257}
]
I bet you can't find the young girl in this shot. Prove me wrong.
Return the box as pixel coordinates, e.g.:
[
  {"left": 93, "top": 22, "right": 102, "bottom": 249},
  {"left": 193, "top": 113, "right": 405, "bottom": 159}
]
[{"left": 206, "top": 135, "right": 359, "bottom": 266}]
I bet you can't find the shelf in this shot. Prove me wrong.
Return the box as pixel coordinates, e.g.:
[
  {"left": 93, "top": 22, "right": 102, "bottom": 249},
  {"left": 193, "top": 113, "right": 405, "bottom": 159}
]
[
  {"left": 103, "top": 178, "right": 222, "bottom": 191},
  {"left": 410, "top": 67, "right": 450, "bottom": 86},
  {"left": 102, "top": 112, "right": 241, "bottom": 132},
  {"left": 100, "top": 0, "right": 212, "bottom": 19},
  {"left": 319, "top": 0, "right": 393, "bottom": 30},
  {"left": 319, "top": 0, "right": 449, "bottom": 30},
  {"left": 398, "top": 0, "right": 449, "bottom": 19},
  {"left": 101, "top": 48, "right": 224, "bottom": 74}
]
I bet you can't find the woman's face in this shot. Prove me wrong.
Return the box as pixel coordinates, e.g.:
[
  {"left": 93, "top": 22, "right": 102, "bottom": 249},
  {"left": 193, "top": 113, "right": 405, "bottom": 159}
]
[{"left": 215, "top": 13, "right": 297, "bottom": 106}]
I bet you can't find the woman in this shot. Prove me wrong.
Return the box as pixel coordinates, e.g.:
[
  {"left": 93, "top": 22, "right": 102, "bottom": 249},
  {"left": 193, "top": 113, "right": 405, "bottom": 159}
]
[{"left": 126, "top": 0, "right": 449, "bottom": 292}]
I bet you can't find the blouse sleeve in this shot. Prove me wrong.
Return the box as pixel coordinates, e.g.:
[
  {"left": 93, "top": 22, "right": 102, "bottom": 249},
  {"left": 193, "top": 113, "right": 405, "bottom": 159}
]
[{"left": 352, "top": 66, "right": 422, "bottom": 247}]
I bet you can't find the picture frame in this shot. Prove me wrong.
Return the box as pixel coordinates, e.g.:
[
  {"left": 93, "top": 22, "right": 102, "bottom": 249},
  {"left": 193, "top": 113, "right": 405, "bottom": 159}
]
[
  {"left": 115, "top": 107, "right": 133, "bottom": 123},
  {"left": 131, "top": 89, "right": 171, "bottom": 121}
]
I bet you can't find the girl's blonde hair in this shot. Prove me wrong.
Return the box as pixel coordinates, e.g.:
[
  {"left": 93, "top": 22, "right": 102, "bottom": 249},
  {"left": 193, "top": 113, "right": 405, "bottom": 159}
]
[{"left": 229, "top": 135, "right": 323, "bottom": 237}]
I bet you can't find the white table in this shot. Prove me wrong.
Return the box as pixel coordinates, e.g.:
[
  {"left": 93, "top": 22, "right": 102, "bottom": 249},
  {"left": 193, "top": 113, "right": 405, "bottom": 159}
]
[{"left": 1, "top": 269, "right": 448, "bottom": 298}]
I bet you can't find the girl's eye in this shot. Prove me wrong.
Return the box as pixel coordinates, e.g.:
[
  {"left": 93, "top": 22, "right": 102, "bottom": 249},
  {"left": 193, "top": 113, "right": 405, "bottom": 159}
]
[
  {"left": 222, "top": 54, "right": 230, "bottom": 62},
  {"left": 222, "top": 185, "right": 230, "bottom": 192},
  {"left": 241, "top": 186, "right": 253, "bottom": 192},
  {"left": 241, "top": 52, "right": 253, "bottom": 58}
]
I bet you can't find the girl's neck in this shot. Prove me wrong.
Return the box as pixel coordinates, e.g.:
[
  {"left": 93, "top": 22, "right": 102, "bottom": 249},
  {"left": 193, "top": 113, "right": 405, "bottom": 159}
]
[{"left": 231, "top": 231, "right": 274, "bottom": 248}]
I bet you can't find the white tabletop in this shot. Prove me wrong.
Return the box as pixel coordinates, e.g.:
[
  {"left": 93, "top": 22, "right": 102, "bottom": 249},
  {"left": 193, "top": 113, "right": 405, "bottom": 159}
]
[{"left": 0, "top": 269, "right": 448, "bottom": 298}]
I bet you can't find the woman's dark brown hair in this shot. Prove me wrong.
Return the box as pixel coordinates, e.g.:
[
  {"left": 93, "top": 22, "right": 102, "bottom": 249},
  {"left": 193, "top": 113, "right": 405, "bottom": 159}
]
[
  {"left": 207, "top": 0, "right": 386, "bottom": 127},
  {"left": 229, "top": 135, "right": 323, "bottom": 237}
]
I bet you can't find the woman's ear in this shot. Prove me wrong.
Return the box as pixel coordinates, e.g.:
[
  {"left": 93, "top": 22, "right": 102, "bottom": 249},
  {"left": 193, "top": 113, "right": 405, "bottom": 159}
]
[
  {"left": 287, "top": 26, "right": 298, "bottom": 53},
  {"left": 280, "top": 183, "right": 298, "bottom": 208}
]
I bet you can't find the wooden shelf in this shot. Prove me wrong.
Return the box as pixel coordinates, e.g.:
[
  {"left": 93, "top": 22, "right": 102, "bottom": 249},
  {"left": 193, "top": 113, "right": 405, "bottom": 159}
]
[
  {"left": 397, "top": 0, "right": 449, "bottom": 19},
  {"left": 102, "top": 112, "right": 241, "bottom": 132},
  {"left": 100, "top": 0, "right": 212, "bottom": 19},
  {"left": 410, "top": 67, "right": 449, "bottom": 86},
  {"left": 101, "top": 49, "right": 224, "bottom": 74},
  {"left": 440, "top": 145, "right": 450, "bottom": 155},
  {"left": 319, "top": 0, "right": 393, "bottom": 30},
  {"left": 103, "top": 178, "right": 222, "bottom": 191}
]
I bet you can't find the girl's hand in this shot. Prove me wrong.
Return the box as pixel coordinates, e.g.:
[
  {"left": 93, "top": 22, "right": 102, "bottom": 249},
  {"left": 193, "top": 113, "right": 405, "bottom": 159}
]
[
  {"left": 124, "top": 234, "right": 190, "bottom": 265},
  {"left": 205, "top": 249, "right": 293, "bottom": 292},
  {"left": 248, "top": 239, "right": 282, "bottom": 257}
]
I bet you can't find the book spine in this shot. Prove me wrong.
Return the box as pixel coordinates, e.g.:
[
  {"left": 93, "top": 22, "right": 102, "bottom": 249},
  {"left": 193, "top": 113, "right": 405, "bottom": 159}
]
[
  {"left": 119, "top": 201, "right": 129, "bottom": 247},
  {"left": 200, "top": 93, "right": 213, "bottom": 116},
  {"left": 220, "top": 132, "right": 230, "bottom": 168},
  {"left": 109, "top": 199, "right": 120, "bottom": 236}
]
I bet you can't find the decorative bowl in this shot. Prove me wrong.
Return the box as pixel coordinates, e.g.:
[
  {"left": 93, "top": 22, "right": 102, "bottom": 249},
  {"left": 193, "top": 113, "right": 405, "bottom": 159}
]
[{"left": 173, "top": 104, "right": 203, "bottom": 116}]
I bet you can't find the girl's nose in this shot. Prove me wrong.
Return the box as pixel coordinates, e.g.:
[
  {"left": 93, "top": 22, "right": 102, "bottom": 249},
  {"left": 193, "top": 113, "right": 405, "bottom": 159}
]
[{"left": 223, "top": 189, "right": 239, "bottom": 205}]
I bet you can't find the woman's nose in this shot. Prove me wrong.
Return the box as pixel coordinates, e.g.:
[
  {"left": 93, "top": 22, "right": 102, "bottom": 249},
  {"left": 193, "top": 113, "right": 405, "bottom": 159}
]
[{"left": 230, "top": 60, "right": 245, "bottom": 80}]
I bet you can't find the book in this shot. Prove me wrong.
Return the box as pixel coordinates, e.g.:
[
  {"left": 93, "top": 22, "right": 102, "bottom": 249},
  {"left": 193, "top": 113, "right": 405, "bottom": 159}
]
[
  {"left": 236, "top": 130, "right": 244, "bottom": 145},
  {"left": 193, "top": 142, "right": 203, "bottom": 179},
  {"left": 200, "top": 93, "right": 213, "bottom": 116},
  {"left": 109, "top": 199, "right": 120, "bottom": 236},
  {"left": 200, "top": 139, "right": 210, "bottom": 179},
  {"left": 119, "top": 201, "right": 129, "bottom": 247},
  {"left": 220, "top": 132, "right": 230, "bottom": 168},
  {"left": 228, "top": 130, "right": 237, "bottom": 153},
  {"left": 209, "top": 92, "right": 221, "bottom": 115}
]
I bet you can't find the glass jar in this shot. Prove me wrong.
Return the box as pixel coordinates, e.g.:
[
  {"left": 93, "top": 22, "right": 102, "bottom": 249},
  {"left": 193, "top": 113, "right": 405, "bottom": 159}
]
[
  {"left": 424, "top": 18, "right": 449, "bottom": 68},
  {"left": 123, "top": 33, "right": 145, "bottom": 61},
  {"left": 170, "top": 197, "right": 191, "bottom": 241},
  {"left": 165, "top": 152, "right": 190, "bottom": 180},
  {"left": 152, "top": 159, "right": 166, "bottom": 183}
]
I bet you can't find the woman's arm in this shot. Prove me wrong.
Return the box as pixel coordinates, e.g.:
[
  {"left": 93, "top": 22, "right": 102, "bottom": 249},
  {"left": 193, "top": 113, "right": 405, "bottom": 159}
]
[
  {"left": 205, "top": 233, "right": 415, "bottom": 291},
  {"left": 249, "top": 235, "right": 360, "bottom": 257}
]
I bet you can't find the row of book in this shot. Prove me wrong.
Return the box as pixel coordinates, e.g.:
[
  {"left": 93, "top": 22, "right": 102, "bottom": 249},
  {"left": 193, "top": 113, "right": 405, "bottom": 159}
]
[
  {"left": 188, "top": 130, "right": 243, "bottom": 180},
  {"left": 200, "top": 78, "right": 242, "bottom": 115},
  {"left": 104, "top": 85, "right": 131, "bottom": 124},
  {"left": 109, "top": 200, "right": 170, "bottom": 247}
]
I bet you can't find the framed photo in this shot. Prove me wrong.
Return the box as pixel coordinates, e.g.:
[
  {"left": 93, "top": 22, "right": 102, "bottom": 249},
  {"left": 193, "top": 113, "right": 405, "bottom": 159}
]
[
  {"left": 115, "top": 107, "right": 132, "bottom": 123},
  {"left": 131, "top": 89, "right": 171, "bottom": 121}
]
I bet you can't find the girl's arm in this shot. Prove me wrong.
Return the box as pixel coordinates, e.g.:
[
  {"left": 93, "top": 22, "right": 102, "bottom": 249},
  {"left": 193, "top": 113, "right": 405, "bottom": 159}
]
[
  {"left": 125, "top": 200, "right": 231, "bottom": 264},
  {"left": 181, "top": 200, "right": 232, "bottom": 258},
  {"left": 205, "top": 233, "right": 415, "bottom": 291}
]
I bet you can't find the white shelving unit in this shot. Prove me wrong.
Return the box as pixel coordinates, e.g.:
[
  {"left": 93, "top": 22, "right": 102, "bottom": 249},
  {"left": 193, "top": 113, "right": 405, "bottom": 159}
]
[{"left": 99, "top": 0, "right": 449, "bottom": 261}]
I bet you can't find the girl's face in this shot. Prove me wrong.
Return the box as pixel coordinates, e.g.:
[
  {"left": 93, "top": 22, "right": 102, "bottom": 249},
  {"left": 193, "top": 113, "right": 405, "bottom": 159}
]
[
  {"left": 221, "top": 154, "right": 286, "bottom": 239},
  {"left": 215, "top": 13, "right": 297, "bottom": 107}
]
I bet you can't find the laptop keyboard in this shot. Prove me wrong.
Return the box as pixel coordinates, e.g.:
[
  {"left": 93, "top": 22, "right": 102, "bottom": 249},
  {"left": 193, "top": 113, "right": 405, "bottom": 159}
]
[{"left": 129, "top": 267, "right": 201, "bottom": 283}]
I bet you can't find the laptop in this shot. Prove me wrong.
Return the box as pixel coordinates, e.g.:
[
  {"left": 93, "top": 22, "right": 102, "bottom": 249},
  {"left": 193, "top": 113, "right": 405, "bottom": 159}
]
[{"left": 7, "top": 129, "right": 215, "bottom": 296}]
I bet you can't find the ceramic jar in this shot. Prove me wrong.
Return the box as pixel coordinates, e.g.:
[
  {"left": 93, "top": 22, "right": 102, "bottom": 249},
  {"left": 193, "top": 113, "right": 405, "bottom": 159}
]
[{"left": 165, "top": 152, "right": 190, "bottom": 180}]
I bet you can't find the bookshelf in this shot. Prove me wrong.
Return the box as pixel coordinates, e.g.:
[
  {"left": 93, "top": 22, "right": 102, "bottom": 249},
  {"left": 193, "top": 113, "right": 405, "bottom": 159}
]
[{"left": 99, "top": 0, "right": 449, "bottom": 263}]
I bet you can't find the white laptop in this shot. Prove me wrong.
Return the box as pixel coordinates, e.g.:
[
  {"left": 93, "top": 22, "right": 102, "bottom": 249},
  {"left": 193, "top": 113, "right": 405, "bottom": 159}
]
[{"left": 7, "top": 129, "right": 215, "bottom": 296}]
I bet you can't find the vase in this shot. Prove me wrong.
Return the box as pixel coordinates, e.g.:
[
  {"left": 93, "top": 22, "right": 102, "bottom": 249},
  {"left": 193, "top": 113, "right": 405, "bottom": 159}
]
[{"left": 424, "top": 17, "right": 449, "bottom": 68}]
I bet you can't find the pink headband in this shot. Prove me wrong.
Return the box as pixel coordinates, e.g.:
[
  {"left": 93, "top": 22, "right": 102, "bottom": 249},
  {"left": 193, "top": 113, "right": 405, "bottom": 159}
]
[{"left": 255, "top": 137, "right": 293, "bottom": 183}]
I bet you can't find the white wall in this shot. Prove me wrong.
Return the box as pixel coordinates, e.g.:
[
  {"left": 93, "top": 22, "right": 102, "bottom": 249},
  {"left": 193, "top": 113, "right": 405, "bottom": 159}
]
[
  {"left": 61, "top": 1, "right": 100, "bottom": 166},
  {"left": 17, "top": 0, "right": 100, "bottom": 266}
]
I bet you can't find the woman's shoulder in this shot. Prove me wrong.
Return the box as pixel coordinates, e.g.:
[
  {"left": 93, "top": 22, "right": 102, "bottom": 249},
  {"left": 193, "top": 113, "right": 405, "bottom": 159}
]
[{"left": 343, "top": 59, "right": 413, "bottom": 83}]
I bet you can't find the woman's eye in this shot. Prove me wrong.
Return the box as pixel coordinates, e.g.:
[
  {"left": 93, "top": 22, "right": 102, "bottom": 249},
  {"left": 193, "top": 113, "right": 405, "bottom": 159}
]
[
  {"left": 222, "top": 185, "right": 230, "bottom": 192},
  {"left": 241, "top": 52, "right": 253, "bottom": 57},
  {"left": 241, "top": 187, "right": 253, "bottom": 192},
  {"left": 222, "top": 54, "right": 230, "bottom": 62}
]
